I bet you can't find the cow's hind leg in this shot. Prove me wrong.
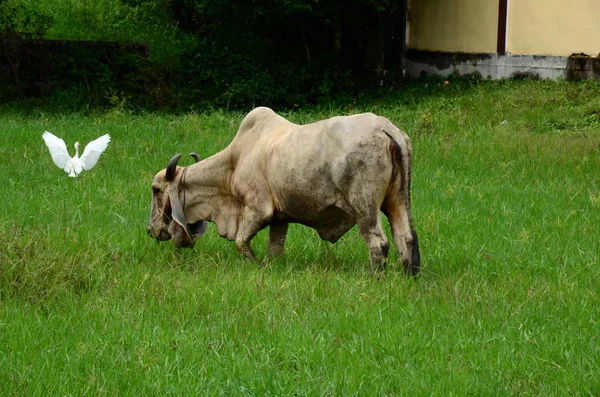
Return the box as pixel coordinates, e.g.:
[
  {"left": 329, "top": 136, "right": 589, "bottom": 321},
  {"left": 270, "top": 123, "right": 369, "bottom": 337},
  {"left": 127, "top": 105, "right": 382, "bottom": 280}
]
[
  {"left": 357, "top": 214, "right": 390, "bottom": 272},
  {"left": 383, "top": 201, "right": 418, "bottom": 275}
]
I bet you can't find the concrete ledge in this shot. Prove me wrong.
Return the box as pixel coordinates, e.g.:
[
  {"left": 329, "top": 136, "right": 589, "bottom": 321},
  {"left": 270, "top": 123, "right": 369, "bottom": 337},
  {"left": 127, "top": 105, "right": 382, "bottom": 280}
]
[{"left": 405, "top": 50, "right": 600, "bottom": 80}]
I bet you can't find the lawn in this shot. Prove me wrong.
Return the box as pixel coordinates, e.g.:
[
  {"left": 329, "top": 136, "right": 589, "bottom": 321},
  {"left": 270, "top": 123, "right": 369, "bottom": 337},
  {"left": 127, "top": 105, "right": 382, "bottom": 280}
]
[{"left": 1, "top": 79, "right": 599, "bottom": 395}]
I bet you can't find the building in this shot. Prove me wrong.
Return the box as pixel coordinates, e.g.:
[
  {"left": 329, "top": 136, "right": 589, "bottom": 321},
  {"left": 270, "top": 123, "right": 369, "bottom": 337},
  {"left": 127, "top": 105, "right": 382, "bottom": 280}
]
[{"left": 404, "top": 0, "right": 600, "bottom": 80}]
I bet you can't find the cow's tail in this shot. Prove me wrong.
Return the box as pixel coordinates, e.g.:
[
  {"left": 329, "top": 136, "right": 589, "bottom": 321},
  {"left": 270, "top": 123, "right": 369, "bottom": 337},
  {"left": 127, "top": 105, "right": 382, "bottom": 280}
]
[{"left": 382, "top": 128, "right": 421, "bottom": 275}]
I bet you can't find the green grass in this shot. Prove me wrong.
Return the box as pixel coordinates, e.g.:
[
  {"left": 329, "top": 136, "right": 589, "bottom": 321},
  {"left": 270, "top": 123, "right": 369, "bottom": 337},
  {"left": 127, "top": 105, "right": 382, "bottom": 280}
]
[{"left": 1, "top": 79, "right": 600, "bottom": 395}]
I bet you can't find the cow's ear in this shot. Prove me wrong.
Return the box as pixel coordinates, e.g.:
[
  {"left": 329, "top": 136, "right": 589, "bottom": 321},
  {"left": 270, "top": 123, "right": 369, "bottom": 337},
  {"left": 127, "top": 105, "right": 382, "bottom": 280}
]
[
  {"left": 162, "top": 195, "right": 172, "bottom": 224},
  {"left": 168, "top": 188, "right": 187, "bottom": 229},
  {"left": 166, "top": 186, "right": 194, "bottom": 247},
  {"left": 188, "top": 220, "right": 208, "bottom": 238}
]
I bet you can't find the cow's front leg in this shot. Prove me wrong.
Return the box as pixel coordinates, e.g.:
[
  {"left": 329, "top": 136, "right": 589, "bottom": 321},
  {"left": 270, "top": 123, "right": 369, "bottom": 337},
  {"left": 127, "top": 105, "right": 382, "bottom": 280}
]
[
  {"left": 235, "top": 207, "right": 269, "bottom": 264},
  {"left": 267, "top": 221, "right": 288, "bottom": 259}
]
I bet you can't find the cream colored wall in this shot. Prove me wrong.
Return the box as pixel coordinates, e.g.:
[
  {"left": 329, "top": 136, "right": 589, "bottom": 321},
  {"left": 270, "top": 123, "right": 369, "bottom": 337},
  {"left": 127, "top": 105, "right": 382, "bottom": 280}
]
[
  {"left": 508, "top": 0, "right": 600, "bottom": 56},
  {"left": 408, "top": 0, "right": 498, "bottom": 53}
]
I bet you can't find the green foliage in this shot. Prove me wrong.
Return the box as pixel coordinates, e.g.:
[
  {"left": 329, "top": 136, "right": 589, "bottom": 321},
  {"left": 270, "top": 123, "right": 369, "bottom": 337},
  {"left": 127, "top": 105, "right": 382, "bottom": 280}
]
[
  {"left": 2, "top": 0, "right": 409, "bottom": 110},
  {"left": 34, "top": 43, "right": 163, "bottom": 110},
  {"left": 176, "top": 37, "right": 358, "bottom": 109},
  {"left": 0, "top": 0, "right": 53, "bottom": 39}
]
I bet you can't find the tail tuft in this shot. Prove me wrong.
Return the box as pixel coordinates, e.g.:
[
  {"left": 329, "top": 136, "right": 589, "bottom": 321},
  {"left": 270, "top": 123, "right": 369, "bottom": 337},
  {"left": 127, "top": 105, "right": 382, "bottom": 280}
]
[{"left": 411, "top": 226, "right": 421, "bottom": 276}]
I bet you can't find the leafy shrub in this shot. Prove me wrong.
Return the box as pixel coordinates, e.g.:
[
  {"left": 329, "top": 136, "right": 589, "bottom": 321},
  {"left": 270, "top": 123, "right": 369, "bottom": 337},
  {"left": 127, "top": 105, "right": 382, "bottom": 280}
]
[
  {"left": 0, "top": 1, "right": 52, "bottom": 39},
  {"left": 2, "top": 0, "right": 412, "bottom": 110}
]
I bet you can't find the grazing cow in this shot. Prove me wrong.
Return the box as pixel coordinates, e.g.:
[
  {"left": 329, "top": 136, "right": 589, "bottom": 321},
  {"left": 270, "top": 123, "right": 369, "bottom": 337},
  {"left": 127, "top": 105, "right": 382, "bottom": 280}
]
[{"left": 147, "top": 107, "right": 420, "bottom": 274}]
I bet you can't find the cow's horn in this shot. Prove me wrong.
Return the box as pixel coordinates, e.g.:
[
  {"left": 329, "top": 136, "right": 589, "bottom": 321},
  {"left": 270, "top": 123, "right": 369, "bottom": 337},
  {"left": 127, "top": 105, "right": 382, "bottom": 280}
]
[
  {"left": 190, "top": 152, "right": 201, "bottom": 163},
  {"left": 166, "top": 153, "right": 182, "bottom": 182}
]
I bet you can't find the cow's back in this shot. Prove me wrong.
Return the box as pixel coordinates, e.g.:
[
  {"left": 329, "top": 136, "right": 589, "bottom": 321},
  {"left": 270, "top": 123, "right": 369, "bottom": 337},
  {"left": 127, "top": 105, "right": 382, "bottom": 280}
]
[{"left": 257, "top": 111, "right": 396, "bottom": 229}]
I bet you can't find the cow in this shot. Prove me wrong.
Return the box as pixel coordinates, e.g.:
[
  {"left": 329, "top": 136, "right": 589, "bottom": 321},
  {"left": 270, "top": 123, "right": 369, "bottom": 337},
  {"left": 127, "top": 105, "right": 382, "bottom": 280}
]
[{"left": 147, "top": 107, "right": 420, "bottom": 274}]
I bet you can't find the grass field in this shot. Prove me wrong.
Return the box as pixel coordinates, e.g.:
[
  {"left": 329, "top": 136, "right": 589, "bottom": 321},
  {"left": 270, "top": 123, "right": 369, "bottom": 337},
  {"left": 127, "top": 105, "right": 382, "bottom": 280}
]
[{"left": 1, "top": 79, "right": 599, "bottom": 395}]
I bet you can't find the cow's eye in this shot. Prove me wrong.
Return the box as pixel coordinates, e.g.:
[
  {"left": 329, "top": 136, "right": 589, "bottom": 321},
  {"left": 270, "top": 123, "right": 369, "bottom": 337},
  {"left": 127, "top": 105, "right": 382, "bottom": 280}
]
[{"left": 152, "top": 187, "right": 161, "bottom": 195}]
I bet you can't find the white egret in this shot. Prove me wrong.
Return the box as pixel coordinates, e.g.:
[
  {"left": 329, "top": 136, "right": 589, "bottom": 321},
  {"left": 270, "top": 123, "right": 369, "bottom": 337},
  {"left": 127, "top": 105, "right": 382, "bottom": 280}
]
[{"left": 42, "top": 131, "right": 111, "bottom": 177}]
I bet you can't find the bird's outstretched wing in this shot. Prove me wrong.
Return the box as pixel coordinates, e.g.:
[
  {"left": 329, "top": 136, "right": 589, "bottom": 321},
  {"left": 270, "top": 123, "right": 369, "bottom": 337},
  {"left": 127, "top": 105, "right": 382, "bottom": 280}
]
[
  {"left": 42, "top": 131, "right": 72, "bottom": 169},
  {"left": 80, "top": 134, "right": 111, "bottom": 171}
]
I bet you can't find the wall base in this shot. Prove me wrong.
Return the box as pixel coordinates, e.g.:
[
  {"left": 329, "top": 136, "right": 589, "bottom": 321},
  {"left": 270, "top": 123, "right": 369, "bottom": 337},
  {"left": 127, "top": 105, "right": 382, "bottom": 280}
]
[{"left": 405, "top": 50, "right": 600, "bottom": 81}]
